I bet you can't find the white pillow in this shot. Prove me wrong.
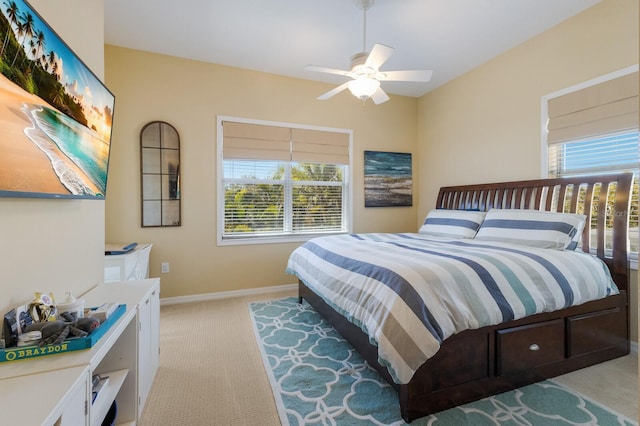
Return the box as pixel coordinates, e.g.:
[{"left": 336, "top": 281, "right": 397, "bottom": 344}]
[
  {"left": 474, "top": 209, "right": 586, "bottom": 250},
  {"left": 419, "top": 209, "right": 486, "bottom": 239}
]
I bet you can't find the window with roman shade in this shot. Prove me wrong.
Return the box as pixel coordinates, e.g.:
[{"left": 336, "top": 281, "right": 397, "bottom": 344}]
[
  {"left": 544, "top": 67, "right": 639, "bottom": 258},
  {"left": 218, "top": 117, "right": 351, "bottom": 244},
  {"left": 546, "top": 71, "right": 638, "bottom": 145}
]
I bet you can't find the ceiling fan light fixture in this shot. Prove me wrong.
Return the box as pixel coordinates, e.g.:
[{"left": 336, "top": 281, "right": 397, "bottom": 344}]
[
  {"left": 306, "top": 0, "right": 431, "bottom": 105},
  {"left": 347, "top": 77, "right": 380, "bottom": 99}
]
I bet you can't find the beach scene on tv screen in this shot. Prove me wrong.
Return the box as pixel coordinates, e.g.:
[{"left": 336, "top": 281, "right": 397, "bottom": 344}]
[{"left": 0, "top": 0, "right": 114, "bottom": 197}]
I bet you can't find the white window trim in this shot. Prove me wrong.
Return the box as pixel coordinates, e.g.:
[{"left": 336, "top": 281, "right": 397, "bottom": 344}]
[
  {"left": 216, "top": 115, "right": 353, "bottom": 246},
  {"left": 540, "top": 64, "right": 639, "bottom": 270}
]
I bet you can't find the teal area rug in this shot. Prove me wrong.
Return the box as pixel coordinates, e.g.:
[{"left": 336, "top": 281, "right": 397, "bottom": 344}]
[{"left": 249, "top": 297, "right": 637, "bottom": 426}]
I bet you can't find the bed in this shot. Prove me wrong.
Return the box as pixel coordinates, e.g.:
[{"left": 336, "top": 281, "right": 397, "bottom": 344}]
[{"left": 287, "top": 172, "right": 633, "bottom": 423}]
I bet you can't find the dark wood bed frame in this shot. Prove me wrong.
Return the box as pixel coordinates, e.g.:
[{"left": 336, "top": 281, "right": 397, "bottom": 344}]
[{"left": 298, "top": 172, "right": 633, "bottom": 422}]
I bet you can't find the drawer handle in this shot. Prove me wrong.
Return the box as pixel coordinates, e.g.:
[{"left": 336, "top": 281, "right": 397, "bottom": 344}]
[{"left": 529, "top": 344, "right": 540, "bottom": 351}]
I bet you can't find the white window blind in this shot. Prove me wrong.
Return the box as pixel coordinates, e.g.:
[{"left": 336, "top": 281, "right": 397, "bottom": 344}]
[
  {"left": 548, "top": 132, "right": 639, "bottom": 177},
  {"left": 546, "top": 70, "right": 639, "bottom": 256},
  {"left": 220, "top": 120, "right": 350, "bottom": 241}
]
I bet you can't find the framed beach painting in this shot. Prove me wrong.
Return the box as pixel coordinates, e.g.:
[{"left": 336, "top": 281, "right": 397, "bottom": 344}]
[
  {"left": 0, "top": 0, "right": 115, "bottom": 199},
  {"left": 364, "top": 150, "right": 413, "bottom": 207}
]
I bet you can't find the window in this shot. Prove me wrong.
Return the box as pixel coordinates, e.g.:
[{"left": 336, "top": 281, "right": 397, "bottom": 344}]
[
  {"left": 548, "top": 131, "right": 639, "bottom": 255},
  {"left": 543, "top": 67, "right": 639, "bottom": 261},
  {"left": 217, "top": 117, "right": 351, "bottom": 244}
]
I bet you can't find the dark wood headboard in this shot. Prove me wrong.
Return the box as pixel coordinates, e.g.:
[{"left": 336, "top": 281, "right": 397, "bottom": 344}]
[{"left": 435, "top": 172, "right": 634, "bottom": 292}]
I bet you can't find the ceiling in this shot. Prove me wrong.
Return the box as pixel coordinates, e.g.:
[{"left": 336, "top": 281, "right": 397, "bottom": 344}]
[{"left": 104, "top": 0, "right": 600, "bottom": 98}]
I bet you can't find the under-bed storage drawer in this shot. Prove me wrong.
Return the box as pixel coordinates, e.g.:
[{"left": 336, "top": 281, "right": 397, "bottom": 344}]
[
  {"left": 496, "top": 319, "right": 565, "bottom": 376},
  {"left": 568, "top": 307, "right": 626, "bottom": 357}
]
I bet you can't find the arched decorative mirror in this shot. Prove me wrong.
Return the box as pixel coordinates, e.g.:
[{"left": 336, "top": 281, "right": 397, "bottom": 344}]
[{"left": 140, "top": 121, "right": 181, "bottom": 227}]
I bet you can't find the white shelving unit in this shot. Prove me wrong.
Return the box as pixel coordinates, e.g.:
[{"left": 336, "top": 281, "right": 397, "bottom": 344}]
[
  {"left": 91, "top": 368, "right": 128, "bottom": 426},
  {"left": 0, "top": 278, "right": 160, "bottom": 426}
]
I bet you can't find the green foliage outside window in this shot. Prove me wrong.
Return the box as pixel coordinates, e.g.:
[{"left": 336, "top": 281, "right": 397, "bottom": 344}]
[{"left": 224, "top": 162, "right": 345, "bottom": 236}]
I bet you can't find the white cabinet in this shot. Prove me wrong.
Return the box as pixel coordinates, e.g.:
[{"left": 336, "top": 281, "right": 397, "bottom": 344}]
[
  {"left": 0, "top": 365, "right": 90, "bottom": 426},
  {"left": 60, "top": 368, "right": 91, "bottom": 426},
  {"left": 104, "top": 243, "right": 152, "bottom": 283},
  {"left": 0, "top": 278, "right": 160, "bottom": 425},
  {"left": 138, "top": 284, "right": 160, "bottom": 413}
]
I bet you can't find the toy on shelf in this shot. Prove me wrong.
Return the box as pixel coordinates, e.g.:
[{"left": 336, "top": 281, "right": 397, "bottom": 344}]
[
  {"left": 1, "top": 289, "right": 126, "bottom": 363},
  {"left": 23, "top": 315, "right": 100, "bottom": 347}
]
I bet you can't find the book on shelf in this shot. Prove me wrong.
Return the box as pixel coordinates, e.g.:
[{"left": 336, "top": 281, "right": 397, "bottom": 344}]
[
  {"left": 87, "top": 303, "right": 120, "bottom": 322},
  {"left": 91, "top": 375, "right": 110, "bottom": 404},
  {"left": 105, "top": 242, "right": 137, "bottom": 255}
]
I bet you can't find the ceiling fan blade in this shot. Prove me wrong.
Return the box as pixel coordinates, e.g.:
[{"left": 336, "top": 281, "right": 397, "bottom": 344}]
[
  {"left": 305, "top": 65, "right": 354, "bottom": 78},
  {"left": 317, "top": 81, "right": 350, "bottom": 100},
  {"left": 378, "top": 69, "right": 433, "bottom": 82},
  {"left": 370, "top": 87, "right": 390, "bottom": 105},
  {"left": 364, "top": 43, "right": 394, "bottom": 70}
]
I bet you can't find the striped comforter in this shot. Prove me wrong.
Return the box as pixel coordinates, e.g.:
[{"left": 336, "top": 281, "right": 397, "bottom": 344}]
[{"left": 286, "top": 233, "right": 618, "bottom": 384}]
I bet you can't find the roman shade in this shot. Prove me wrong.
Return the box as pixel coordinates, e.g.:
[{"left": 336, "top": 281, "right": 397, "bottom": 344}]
[
  {"left": 222, "top": 121, "right": 349, "bottom": 164},
  {"left": 222, "top": 121, "right": 291, "bottom": 161},
  {"left": 291, "top": 128, "right": 349, "bottom": 165},
  {"left": 547, "top": 71, "right": 639, "bottom": 144}
]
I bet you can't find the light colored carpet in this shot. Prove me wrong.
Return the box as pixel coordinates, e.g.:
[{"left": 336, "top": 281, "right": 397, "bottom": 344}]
[
  {"left": 554, "top": 348, "right": 638, "bottom": 420},
  {"left": 140, "top": 289, "right": 638, "bottom": 425}
]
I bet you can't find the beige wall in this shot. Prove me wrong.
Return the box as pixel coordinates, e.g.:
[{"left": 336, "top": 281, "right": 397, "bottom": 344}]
[
  {"left": 0, "top": 0, "right": 105, "bottom": 316},
  {"left": 416, "top": 0, "right": 639, "bottom": 341},
  {"left": 104, "top": 46, "right": 419, "bottom": 299}
]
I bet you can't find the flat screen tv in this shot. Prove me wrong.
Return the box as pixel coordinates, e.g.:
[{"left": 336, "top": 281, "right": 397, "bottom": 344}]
[{"left": 0, "top": 0, "right": 115, "bottom": 199}]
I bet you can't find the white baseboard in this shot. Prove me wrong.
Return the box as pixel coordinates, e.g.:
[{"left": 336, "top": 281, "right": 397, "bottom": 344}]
[
  {"left": 160, "top": 283, "right": 298, "bottom": 306},
  {"left": 631, "top": 340, "right": 638, "bottom": 354}
]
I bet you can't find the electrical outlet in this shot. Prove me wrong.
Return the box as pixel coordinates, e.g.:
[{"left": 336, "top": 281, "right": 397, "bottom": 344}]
[{"left": 161, "top": 262, "right": 170, "bottom": 273}]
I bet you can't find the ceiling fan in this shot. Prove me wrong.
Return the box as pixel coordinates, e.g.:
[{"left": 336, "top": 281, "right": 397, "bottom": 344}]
[{"left": 305, "top": 0, "right": 432, "bottom": 105}]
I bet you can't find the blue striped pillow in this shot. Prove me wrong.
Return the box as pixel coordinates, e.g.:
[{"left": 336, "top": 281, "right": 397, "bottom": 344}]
[
  {"left": 474, "top": 209, "right": 586, "bottom": 250},
  {"left": 419, "top": 210, "right": 486, "bottom": 239}
]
